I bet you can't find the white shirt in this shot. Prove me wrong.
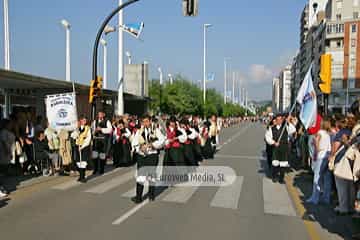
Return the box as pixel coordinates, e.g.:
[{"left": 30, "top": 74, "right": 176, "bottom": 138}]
[{"left": 265, "top": 123, "right": 296, "bottom": 145}]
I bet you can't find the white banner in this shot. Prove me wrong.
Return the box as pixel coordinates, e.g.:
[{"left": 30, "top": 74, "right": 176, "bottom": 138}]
[
  {"left": 45, "top": 92, "right": 78, "bottom": 131},
  {"left": 296, "top": 63, "right": 317, "bottom": 129}
]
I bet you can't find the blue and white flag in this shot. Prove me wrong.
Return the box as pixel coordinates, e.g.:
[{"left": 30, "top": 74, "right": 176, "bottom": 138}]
[
  {"left": 207, "top": 73, "right": 215, "bottom": 82},
  {"left": 226, "top": 91, "right": 232, "bottom": 99},
  {"left": 119, "top": 22, "right": 144, "bottom": 39},
  {"left": 296, "top": 63, "right": 317, "bottom": 129}
]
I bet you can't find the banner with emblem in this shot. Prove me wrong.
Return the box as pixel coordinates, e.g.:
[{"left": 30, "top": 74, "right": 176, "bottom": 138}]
[
  {"left": 296, "top": 63, "right": 317, "bottom": 129},
  {"left": 45, "top": 92, "right": 78, "bottom": 131}
]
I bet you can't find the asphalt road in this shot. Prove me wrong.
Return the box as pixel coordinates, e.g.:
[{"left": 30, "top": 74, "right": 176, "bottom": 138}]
[{"left": 0, "top": 123, "right": 311, "bottom": 240}]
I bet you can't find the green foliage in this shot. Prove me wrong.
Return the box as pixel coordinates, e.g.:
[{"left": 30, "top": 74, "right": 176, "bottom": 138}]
[{"left": 149, "top": 75, "right": 247, "bottom": 117}]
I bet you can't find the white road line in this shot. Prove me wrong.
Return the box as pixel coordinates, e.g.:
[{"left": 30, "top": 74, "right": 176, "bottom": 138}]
[
  {"left": 52, "top": 180, "right": 82, "bottom": 190},
  {"left": 162, "top": 185, "right": 200, "bottom": 203},
  {"left": 263, "top": 178, "right": 297, "bottom": 217},
  {"left": 85, "top": 170, "right": 135, "bottom": 194},
  {"left": 112, "top": 199, "right": 149, "bottom": 225},
  {"left": 52, "top": 167, "right": 123, "bottom": 191},
  {"left": 218, "top": 125, "right": 251, "bottom": 150},
  {"left": 210, "top": 176, "right": 244, "bottom": 209}
]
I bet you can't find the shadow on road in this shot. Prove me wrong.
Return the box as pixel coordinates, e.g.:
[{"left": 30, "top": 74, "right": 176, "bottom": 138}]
[
  {"left": 0, "top": 197, "right": 10, "bottom": 208},
  {"left": 292, "top": 171, "right": 353, "bottom": 239}
]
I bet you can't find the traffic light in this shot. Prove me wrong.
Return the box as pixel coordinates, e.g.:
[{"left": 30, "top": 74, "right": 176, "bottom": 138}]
[
  {"left": 319, "top": 54, "right": 332, "bottom": 94},
  {"left": 89, "top": 80, "right": 97, "bottom": 104},
  {"left": 183, "top": 0, "right": 198, "bottom": 17},
  {"left": 96, "top": 76, "right": 103, "bottom": 90}
]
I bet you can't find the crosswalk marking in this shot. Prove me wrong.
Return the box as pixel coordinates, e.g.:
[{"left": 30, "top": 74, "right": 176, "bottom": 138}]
[
  {"left": 85, "top": 170, "right": 135, "bottom": 194},
  {"left": 52, "top": 168, "right": 298, "bottom": 218},
  {"left": 210, "top": 176, "right": 243, "bottom": 209},
  {"left": 52, "top": 167, "right": 122, "bottom": 191},
  {"left": 162, "top": 185, "right": 200, "bottom": 203},
  {"left": 52, "top": 180, "right": 82, "bottom": 190},
  {"left": 263, "top": 178, "right": 297, "bottom": 217}
]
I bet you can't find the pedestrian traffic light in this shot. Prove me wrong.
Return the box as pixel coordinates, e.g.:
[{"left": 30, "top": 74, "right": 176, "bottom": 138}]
[
  {"left": 319, "top": 54, "right": 332, "bottom": 94},
  {"left": 89, "top": 79, "right": 97, "bottom": 104},
  {"left": 183, "top": 0, "right": 198, "bottom": 17}
]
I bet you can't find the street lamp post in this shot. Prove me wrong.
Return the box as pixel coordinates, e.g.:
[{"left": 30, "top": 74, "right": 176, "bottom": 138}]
[
  {"left": 158, "top": 67, "right": 163, "bottom": 114},
  {"left": 118, "top": 0, "right": 124, "bottom": 116},
  {"left": 61, "top": 19, "right": 71, "bottom": 82},
  {"left": 126, "top": 51, "right": 132, "bottom": 64},
  {"left": 168, "top": 74, "right": 173, "bottom": 84},
  {"left": 90, "top": 0, "right": 140, "bottom": 120},
  {"left": 232, "top": 72, "right": 235, "bottom": 103},
  {"left": 224, "top": 58, "right": 228, "bottom": 104},
  {"left": 3, "top": 0, "right": 10, "bottom": 70},
  {"left": 100, "top": 39, "right": 107, "bottom": 89},
  {"left": 203, "top": 23, "right": 212, "bottom": 105}
]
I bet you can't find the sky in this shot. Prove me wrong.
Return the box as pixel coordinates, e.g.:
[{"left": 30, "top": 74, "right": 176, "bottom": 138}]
[{"left": 0, "top": 0, "right": 307, "bottom": 101}]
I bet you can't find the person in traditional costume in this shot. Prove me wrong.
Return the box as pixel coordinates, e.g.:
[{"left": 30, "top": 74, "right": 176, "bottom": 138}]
[
  {"left": 191, "top": 116, "right": 203, "bottom": 163},
  {"left": 209, "top": 115, "right": 219, "bottom": 152},
  {"left": 92, "top": 111, "right": 112, "bottom": 175},
  {"left": 201, "top": 120, "right": 214, "bottom": 159},
  {"left": 164, "top": 116, "right": 187, "bottom": 167},
  {"left": 179, "top": 118, "right": 198, "bottom": 166},
  {"left": 265, "top": 113, "right": 296, "bottom": 183},
  {"left": 131, "top": 115, "right": 165, "bottom": 203},
  {"left": 73, "top": 116, "right": 91, "bottom": 183},
  {"left": 113, "top": 120, "right": 132, "bottom": 167}
]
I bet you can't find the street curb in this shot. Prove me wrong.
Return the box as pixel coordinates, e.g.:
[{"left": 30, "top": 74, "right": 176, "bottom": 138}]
[{"left": 285, "top": 174, "right": 322, "bottom": 240}]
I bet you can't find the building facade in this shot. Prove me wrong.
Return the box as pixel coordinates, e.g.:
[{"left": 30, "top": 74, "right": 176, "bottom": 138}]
[
  {"left": 292, "top": 0, "right": 360, "bottom": 114},
  {"left": 279, "top": 66, "right": 292, "bottom": 112},
  {"left": 272, "top": 77, "right": 280, "bottom": 113}
]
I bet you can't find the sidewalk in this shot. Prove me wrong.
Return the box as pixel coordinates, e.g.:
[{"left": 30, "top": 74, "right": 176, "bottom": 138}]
[
  {"left": 287, "top": 169, "right": 354, "bottom": 240},
  {"left": 0, "top": 172, "right": 70, "bottom": 193}
]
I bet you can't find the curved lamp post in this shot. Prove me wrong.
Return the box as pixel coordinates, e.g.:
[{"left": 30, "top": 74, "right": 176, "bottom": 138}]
[{"left": 91, "top": 0, "right": 140, "bottom": 120}]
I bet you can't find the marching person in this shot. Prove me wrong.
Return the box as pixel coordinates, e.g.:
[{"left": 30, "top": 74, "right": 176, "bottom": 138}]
[
  {"left": 164, "top": 116, "right": 187, "bottom": 167},
  {"left": 179, "top": 118, "right": 197, "bottom": 166},
  {"left": 131, "top": 115, "right": 165, "bottom": 203},
  {"left": 201, "top": 120, "right": 214, "bottom": 160},
  {"left": 265, "top": 113, "right": 296, "bottom": 184},
  {"left": 113, "top": 119, "right": 132, "bottom": 167},
  {"left": 209, "top": 115, "right": 219, "bottom": 152},
  {"left": 191, "top": 116, "right": 203, "bottom": 163},
  {"left": 92, "top": 111, "right": 112, "bottom": 175},
  {"left": 73, "top": 115, "right": 91, "bottom": 183}
]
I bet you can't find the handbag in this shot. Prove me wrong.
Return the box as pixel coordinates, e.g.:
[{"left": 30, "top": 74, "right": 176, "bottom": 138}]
[
  {"left": 334, "top": 148, "right": 354, "bottom": 181},
  {"left": 329, "top": 145, "right": 347, "bottom": 171}
]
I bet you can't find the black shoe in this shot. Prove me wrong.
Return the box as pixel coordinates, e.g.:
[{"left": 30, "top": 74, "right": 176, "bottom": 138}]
[
  {"left": 149, "top": 186, "right": 156, "bottom": 201},
  {"left": 278, "top": 179, "right": 285, "bottom": 184},
  {"left": 131, "top": 196, "right": 143, "bottom": 204},
  {"left": 79, "top": 178, "right": 87, "bottom": 183}
]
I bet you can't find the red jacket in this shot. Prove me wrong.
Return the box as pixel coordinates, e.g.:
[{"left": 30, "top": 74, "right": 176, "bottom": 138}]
[
  {"left": 307, "top": 114, "right": 322, "bottom": 135},
  {"left": 166, "top": 128, "right": 181, "bottom": 149}
]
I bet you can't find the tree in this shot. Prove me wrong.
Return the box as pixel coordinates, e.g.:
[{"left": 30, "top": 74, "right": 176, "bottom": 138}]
[{"left": 148, "top": 74, "right": 247, "bottom": 117}]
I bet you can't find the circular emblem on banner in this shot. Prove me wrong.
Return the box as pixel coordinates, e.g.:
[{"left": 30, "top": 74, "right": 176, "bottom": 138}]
[{"left": 57, "top": 109, "right": 68, "bottom": 118}]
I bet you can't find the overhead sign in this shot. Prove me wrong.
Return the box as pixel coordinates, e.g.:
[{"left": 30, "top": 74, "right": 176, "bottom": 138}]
[
  {"left": 119, "top": 22, "right": 144, "bottom": 39},
  {"left": 207, "top": 73, "right": 215, "bottom": 82},
  {"left": 45, "top": 92, "right": 78, "bottom": 131}
]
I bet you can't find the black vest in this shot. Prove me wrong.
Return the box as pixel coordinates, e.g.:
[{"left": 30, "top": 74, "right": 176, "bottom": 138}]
[
  {"left": 95, "top": 119, "right": 109, "bottom": 138},
  {"left": 272, "top": 124, "right": 288, "bottom": 145}
]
